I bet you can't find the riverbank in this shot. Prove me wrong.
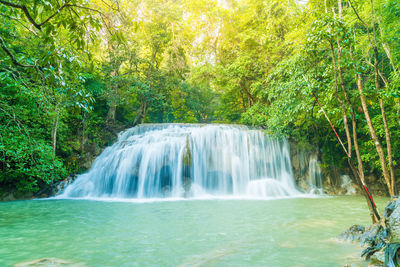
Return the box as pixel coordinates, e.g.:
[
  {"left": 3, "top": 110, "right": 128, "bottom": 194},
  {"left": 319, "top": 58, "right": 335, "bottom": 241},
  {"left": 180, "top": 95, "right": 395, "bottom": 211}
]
[{"left": 339, "top": 196, "right": 400, "bottom": 266}]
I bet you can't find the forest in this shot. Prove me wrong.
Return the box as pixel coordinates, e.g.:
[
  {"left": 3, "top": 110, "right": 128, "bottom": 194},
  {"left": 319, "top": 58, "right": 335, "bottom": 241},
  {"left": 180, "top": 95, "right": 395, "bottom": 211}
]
[{"left": 1, "top": 0, "right": 399, "bottom": 199}]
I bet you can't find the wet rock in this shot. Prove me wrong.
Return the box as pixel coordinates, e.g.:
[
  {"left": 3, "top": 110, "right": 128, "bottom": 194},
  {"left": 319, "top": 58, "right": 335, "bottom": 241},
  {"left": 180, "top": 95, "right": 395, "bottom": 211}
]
[
  {"left": 291, "top": 153, "right": 300, "bottom": 171},
  {"left": 369, "top": 250, "right": 384, "bottom": 265},
  {"left": 384, "top": 243, "right": 400, "bottom": 267},
  {"left": 361, "top": 225, "right": 383, "bottom": 246},
  {"left": 1, "top": 192, "right": 16, "bottom": 201},
  {"left": 14, "top": 258, "right": 85, "bottom": 267},
  {"left": 1, "top": 191, "right": 34, "bottom": 201},
  {"left": 35, "top": 175, "right": 77, "bottom": 198},
  {"left": 384, "top": 200, "right": 396, "bottom": 218},
  {"left": 387, "top": 198, "right": 400, "bottom": 243},
  {"left": 341, "top": 196, "right": 400, "bottom": 265},
  {"left": 338, "top": 225, "right": 366, "bottom": 243},
  {"left": 55, "top": 176, "right": 76, "bottom": 194},
  {"left": 340, "top": 223, "right": 388, "bottom": 266},
  {"left": 339, "top": 223, "right": 387, "bottom": 247}
]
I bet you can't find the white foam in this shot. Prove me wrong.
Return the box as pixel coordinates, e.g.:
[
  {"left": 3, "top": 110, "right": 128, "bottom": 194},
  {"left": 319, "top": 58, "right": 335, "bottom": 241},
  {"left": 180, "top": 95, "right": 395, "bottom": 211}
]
[{"left": 60, "top": 124, "right": 303, "bottom": 199}]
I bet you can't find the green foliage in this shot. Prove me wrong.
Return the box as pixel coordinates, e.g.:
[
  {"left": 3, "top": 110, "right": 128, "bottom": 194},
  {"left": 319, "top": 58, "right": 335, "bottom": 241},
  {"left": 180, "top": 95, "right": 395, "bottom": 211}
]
[
  {"left": 0, "top": 72, "right": 67, "bottom": 192},
  {"left": 0, "top": 128, "right": 66, "bottom": 192},
  {"left": 1, "top": 0, "right": 400, "bottom": 195}
]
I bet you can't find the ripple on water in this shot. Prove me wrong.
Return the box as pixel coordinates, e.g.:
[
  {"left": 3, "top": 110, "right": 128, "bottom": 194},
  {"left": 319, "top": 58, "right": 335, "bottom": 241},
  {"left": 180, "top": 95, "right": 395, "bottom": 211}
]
[{"left": 0, "top": 196, "right": 389, "bottom": 267}]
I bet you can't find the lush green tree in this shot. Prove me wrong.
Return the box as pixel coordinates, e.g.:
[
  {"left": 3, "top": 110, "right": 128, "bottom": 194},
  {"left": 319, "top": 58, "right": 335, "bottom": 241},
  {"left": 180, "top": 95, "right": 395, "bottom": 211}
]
[{"left": 1, "top": 0, "right": 400, "bottom": 200}]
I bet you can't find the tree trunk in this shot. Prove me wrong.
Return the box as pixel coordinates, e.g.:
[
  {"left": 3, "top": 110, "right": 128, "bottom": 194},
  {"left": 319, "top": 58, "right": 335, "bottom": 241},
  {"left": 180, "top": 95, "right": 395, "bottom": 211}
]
[
  {"left": 132, "top": 101, "right": 147, "bottom": 127},
  {"left": 80, "top": 111, "right": 88, "bottom": 155},
  {"left": 335, "top": 1, "right": 378, "bottom": 221},
  {"left": 141, "top": 102, "right": 147, "bottom": 124},
  {"left": 239, "top": 89, "right": 247, "bottom": 112},
  {"left": 378, "top": 98, "right": 396, "bottom": 195},
  {"left": 106, "top": 101, "right": 116, "bottom": 124},
  {"left": 329, "top": 41, "right": 352, "bottom": 156},
  {"left": 106, "top": 66, "right": 119, "bottom": 125},
  {"left": 356, "top": 76, "right": 393, "bottom": 196},
  {"left": 51, "top": 112, "right": 59, "bottom": 156},
  {"left": 346, "top": 79, "right": 377, "bottom": 222},
  {"left": 348, "top": 157, "right": 379, "bottom": 223},
  {"left": 239, "top": 82, "right": 255, "bottom": 107},
  {"left": 347, "top": 2, "right": 395, "bottom": 196},
  {"left": 370, "top": 0, "right": 396, "bottom": 195}
]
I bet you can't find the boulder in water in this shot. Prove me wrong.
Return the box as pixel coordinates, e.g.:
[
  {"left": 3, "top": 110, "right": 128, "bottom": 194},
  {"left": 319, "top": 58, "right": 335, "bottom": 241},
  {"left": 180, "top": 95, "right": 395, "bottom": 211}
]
[{"left": 387, "top": 198, "right": 400, "bottom": 243}]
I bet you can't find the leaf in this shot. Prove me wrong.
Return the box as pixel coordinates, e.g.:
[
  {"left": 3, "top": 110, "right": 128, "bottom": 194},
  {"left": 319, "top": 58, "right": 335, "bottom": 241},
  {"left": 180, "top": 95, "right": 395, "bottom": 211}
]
[{"left": 37, "top": 6, "right": 44, "bottom": 16}]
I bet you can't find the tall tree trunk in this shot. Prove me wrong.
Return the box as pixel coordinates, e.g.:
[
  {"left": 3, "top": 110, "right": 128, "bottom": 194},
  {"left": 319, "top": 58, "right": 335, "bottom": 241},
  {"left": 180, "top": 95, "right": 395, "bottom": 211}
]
[
  {"left": 239, "top": 90, "right": 247, "bottom": 112},
  {"left": 348, "top": 1, "right": 395, "bottom": 196},
  {"left": 335, "top": 0, "right": 378, "bottom": 221},
  {"left": 106, "top": 64, "right": 120, "bottom": 125},
  {"left": 335, "top": 0, "right": 379, "bottom": 221},
  {"left": 346, "top": 72, "right": 377, "bottom": 222},
  {"left": 51, "top": 112, "right": 59, "bottom": 156},
  {"left": 132, "top": 101, "right": 147, "bottom": 127},
  {"left": 239, "top": 82, "right": 255, "bottom": 107},
  {"left": 80, "top": 111, "right": 88, "bottom": 156},
  {"left": 329, "top": 41, "right": 352, "bottom": 156},
  {"left": 106, "top": 101, "right": 116, "bottom": 124},
  {"left": 338, "top": 0, "right": 342, "bottom": 17},
  {"left": 141, "top": 102, "right": 147, "bottom": 124},
  {"left": 106, "top": 76, "right": 118, "bottom": 124},
  {"left": 370, "top": 0, "right": 396, "bottom": 195},
  {"left": 378, "top": 98, "right": 396, "bottom": 194},
  {"left": 355, "top": 76, "right": 393, "bottom": 196}
]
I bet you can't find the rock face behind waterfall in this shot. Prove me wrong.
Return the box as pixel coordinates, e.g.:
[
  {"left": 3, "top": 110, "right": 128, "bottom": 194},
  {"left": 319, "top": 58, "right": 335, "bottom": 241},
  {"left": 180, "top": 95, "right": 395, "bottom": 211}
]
[
  {"left": 60, "top": 124, "right": 301, "bottom": 199},
  {"left": 289, "top": 146, "right": 327, "bottom": 194}
]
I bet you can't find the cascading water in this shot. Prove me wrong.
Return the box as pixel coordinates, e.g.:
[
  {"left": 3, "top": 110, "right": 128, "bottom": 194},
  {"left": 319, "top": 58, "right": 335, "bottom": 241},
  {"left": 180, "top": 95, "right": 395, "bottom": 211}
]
[
  {"left": 61, "top": 124, "right": 301, "bottom": 199},
  {"left": 340, "top": 175, "right": 356, "bottom": 195},
  {"left": 308, "top": 155, "right": 324, "bottom": 194}
]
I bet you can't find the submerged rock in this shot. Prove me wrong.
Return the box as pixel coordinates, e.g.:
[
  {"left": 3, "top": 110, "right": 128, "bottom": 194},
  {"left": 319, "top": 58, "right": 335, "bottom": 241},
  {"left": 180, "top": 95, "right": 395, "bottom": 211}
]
[{"left": 338, "top": 225, "right": 366, "bottom": 243}]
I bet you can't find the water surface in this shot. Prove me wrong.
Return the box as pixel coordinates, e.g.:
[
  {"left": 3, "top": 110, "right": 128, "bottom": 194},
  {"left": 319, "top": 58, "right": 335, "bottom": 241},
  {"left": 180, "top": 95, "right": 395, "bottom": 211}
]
[{"left": 0, "top": 196, "right": 388, "bottom": 266}]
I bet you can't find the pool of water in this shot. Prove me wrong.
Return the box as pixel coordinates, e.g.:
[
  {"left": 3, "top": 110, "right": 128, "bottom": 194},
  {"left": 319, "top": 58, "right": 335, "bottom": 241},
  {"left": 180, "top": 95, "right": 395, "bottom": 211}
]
[{"left": 0, "top": 196, "right": 389, "bottom": 266}]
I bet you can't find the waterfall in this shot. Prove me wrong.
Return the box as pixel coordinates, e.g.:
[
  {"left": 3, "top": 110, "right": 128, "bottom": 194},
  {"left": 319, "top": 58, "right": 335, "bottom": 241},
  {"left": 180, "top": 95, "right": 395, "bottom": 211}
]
[
  {"left": 308, "top": 155, "right": 324, "bottom": 194},
  {"left": 61, "top": 124, "right": 301, "bottom": 199},
  {"left": 340, "top": 175, "right": 356, "bottom": 195}
]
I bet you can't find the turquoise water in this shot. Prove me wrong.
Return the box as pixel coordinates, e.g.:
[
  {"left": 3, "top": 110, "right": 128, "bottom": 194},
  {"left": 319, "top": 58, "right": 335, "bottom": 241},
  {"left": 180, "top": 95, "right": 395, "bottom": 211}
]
[{"left": 0, "top": 196, "right": 388, "bottom": 266}]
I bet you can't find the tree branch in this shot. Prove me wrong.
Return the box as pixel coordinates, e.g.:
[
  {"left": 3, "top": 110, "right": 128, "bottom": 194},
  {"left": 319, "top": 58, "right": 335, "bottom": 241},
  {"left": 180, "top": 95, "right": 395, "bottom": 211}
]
[
  {"left": 0, "top": 0, "right": 72, "bottom": 30},
  {"left": 0, "top": 35, "right": 35, "bottom": 68},
  {"left": 0, "top": 13, "right": 38, "bottom": 35},
  {"left": 348, "top": 0, "right": 373, "bottom": 45},
  {"left": 38, "top": 0, "right": 72, "bottom": 28},
  {"left": 65, "top": 4, "right": 105, "bottom": 16},
  {"left": 0, "top": 0, "right": 41, "bottom": 29}
]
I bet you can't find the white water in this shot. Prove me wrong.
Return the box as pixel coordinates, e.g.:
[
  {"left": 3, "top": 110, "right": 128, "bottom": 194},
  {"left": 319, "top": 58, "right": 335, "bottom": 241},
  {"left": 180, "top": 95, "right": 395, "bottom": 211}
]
[
  {"left": 61, "top": 124, "right": 301, "bottom": 199},
  {"left": 308, "top": 155, "right": 324, "bottom": 194},
  {"left": 340, "top": 175, "right": 357, "bottom": 195}
]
